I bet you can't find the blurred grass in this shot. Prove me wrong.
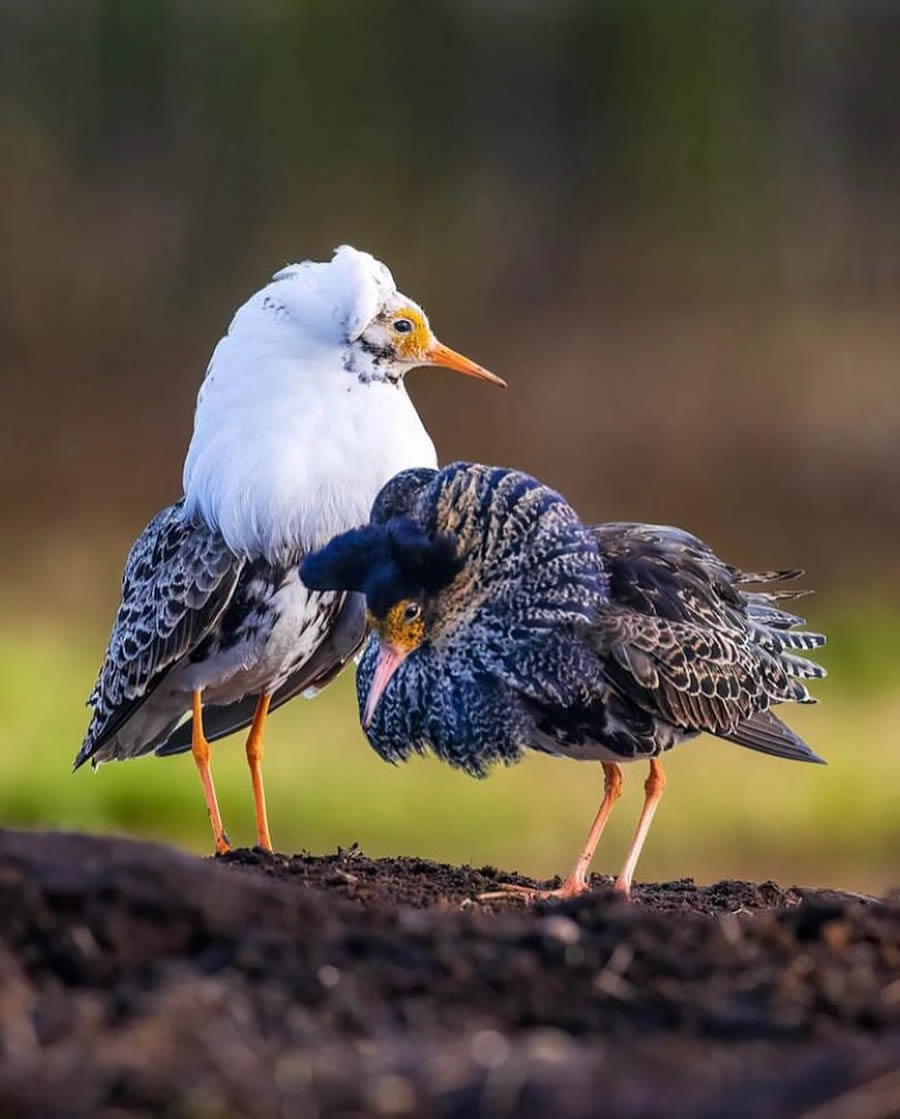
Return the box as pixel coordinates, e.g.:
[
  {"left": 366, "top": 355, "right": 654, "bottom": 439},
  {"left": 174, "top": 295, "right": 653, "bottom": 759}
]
[{"left": 0, "top": 604, "right": 897, "bottom": 895}]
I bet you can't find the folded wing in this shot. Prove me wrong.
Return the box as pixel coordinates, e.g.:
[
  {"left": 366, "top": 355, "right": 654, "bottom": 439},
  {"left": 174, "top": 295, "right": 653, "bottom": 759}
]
[
  {"left": 75, "top": 502, "right": 243, "bottom": 769},
  {"left": 590, "top": 523, "right": 826, "bottom": 763}
]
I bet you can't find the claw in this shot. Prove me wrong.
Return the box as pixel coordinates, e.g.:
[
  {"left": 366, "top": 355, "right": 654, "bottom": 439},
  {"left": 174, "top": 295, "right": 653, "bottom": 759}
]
[{"left": 477, "top": 878, "right": 592, "bottom": 903}]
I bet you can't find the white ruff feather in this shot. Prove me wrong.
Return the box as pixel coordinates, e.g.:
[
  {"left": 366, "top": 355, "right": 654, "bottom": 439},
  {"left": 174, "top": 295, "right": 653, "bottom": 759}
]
[{"left": 182, "top": 247, "right": 437, "bottom": 562}]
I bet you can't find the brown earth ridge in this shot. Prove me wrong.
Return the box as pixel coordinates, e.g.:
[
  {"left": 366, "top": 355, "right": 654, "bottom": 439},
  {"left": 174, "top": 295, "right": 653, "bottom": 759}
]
[{"left": 0, "top": 829, "right": 898, "bottom": 1118}]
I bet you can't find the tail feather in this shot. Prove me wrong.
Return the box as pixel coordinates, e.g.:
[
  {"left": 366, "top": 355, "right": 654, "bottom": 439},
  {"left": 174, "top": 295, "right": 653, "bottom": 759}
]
[
  {"left": 762, "top": 630, "right": 826, "bottom": 654},
  {"left": 748, "top": 620, "right": 826, "bottom": 654},
  {"left": 745, "top": 603, "right": 809, "bottom": 630},
  {"left": 779, "top": 653, "right": 828, "bottom": 680},
  {"left": 733, "top": 567, "right": 804, "bottom": 586},
  {"left": 777, "top": 630, "right": 826, "bottom": 651},
  {"left": 743, "top": 586, "right": 814, "bottom": 604},
  {"left": 723, "top": 710, "right": 826, "bottom": 764},
  {"left": 739, "top": 569, "right": 827, "bottom": 703}
]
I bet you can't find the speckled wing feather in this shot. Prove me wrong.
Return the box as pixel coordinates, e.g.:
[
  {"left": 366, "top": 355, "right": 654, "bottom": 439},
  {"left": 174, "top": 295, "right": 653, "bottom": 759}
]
[
  {"left": 590, "top": 523, "right": 826, "bottom": 761},
  {"left": 154, "top": 590, "right": 367, "bottom": 753},
  {"left": 75, "top": 502, "right": 243, "bottom": 769}
]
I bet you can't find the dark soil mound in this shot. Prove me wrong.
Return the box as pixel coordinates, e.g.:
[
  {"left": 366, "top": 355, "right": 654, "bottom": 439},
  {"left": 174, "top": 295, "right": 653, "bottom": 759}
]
[{"left": 0, "top": 829, "right": 897, "bottom": 1118}]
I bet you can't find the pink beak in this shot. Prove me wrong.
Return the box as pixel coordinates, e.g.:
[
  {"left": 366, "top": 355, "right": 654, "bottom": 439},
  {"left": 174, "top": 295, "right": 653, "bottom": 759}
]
[{"left": 362, "top": 643, "right": 407, "bottom": 729}]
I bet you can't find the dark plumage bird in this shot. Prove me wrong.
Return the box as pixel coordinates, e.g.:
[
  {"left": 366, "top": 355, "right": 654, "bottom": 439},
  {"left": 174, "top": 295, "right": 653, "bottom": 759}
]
[{"left": 301, "top": 462, "right": 827, "bottom": 898}]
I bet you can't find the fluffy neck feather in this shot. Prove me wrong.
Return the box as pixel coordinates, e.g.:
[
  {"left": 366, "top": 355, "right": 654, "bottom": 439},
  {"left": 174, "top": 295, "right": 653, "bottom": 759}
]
[{"left": 182, "top": 330, "right": 437, "bottom": 564}]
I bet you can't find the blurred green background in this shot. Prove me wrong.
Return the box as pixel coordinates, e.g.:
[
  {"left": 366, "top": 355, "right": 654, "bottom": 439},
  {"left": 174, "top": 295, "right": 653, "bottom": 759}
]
[{"left": 1, "top": 2, "right": 897, "bottom": 892}]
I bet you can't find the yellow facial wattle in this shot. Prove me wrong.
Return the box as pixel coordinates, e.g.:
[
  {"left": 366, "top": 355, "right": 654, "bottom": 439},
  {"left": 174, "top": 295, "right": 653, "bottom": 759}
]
[
  {"left": 390, "top": 307, "right": 431, "bottom": 362},
  {"left": 370, "top": 600, "right": 425, "bottom": 652}
]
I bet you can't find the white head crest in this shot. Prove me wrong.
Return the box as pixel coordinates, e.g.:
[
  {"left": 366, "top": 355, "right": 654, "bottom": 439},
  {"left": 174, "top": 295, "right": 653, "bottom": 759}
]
[{"left": 235, "top": 245, "right": 397, "bottom": 345}]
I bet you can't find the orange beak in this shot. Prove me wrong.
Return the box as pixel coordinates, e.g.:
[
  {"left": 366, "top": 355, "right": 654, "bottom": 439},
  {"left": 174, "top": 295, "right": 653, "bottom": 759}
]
[
  {"left": 362, "top": 642, "right": 408, "bottom": 729},
  {"left": 425, "top": 339, "right": 507, "bottom": 388}
]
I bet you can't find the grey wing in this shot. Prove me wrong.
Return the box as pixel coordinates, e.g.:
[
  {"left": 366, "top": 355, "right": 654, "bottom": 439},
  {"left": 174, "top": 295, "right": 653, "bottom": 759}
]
[
  {"left": 590, "top": 523, "right": 827, "bottom": 763},
  {"left": 75, "top": 502, "right": 243, "bottom": 769},
  {"left": 155, "top": 590, "right": 368, "bottom": 755}
]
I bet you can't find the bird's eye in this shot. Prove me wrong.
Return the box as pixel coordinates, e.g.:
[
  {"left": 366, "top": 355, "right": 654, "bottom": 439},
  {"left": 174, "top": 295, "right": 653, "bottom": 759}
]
[
  {"left": 403, "top": 602, "right": 421, "bottom": 622},
  {"left": 392, "top": 318, "right": 414, "bottom": 334}
]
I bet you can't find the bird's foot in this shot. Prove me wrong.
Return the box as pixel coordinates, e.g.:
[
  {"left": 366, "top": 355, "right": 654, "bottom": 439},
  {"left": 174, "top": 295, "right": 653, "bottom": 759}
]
[
  {"left": 478, "top": 875, "right": 632, "bottom": 904},
  {"left": 213, "top": 832, "right": 232, "bottom": 856},
  {"left": 477, "top": 877, "right": 591, "bottom": 903}
]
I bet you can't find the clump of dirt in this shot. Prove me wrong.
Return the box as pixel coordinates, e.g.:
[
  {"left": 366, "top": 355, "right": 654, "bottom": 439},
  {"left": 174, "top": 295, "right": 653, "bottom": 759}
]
[{"left": 0, "top": 829, "right": 897, "bottom": 1119}]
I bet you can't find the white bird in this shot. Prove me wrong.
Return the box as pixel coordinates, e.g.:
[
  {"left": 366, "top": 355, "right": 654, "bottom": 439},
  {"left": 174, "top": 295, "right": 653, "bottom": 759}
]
[{"left": 75, "top": 245, "right": 504, "bottom": 853}]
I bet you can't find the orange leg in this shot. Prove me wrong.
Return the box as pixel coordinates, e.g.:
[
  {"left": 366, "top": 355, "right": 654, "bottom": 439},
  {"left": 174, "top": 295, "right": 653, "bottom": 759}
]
[
  {"left": 479, "top": 762, "right": 624, "bottom": 902},
  {"left": 561, "top": 762, "right": 624, "bottom": 894},
  {"left": 245, "top": 693, "right": 273, "bottom": 852},
  {"left": 614, "top": 758, "right": 667, "bottom": 898},
  {"left": 191, "top": 689, "right": 230, "bottom": 855}
]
